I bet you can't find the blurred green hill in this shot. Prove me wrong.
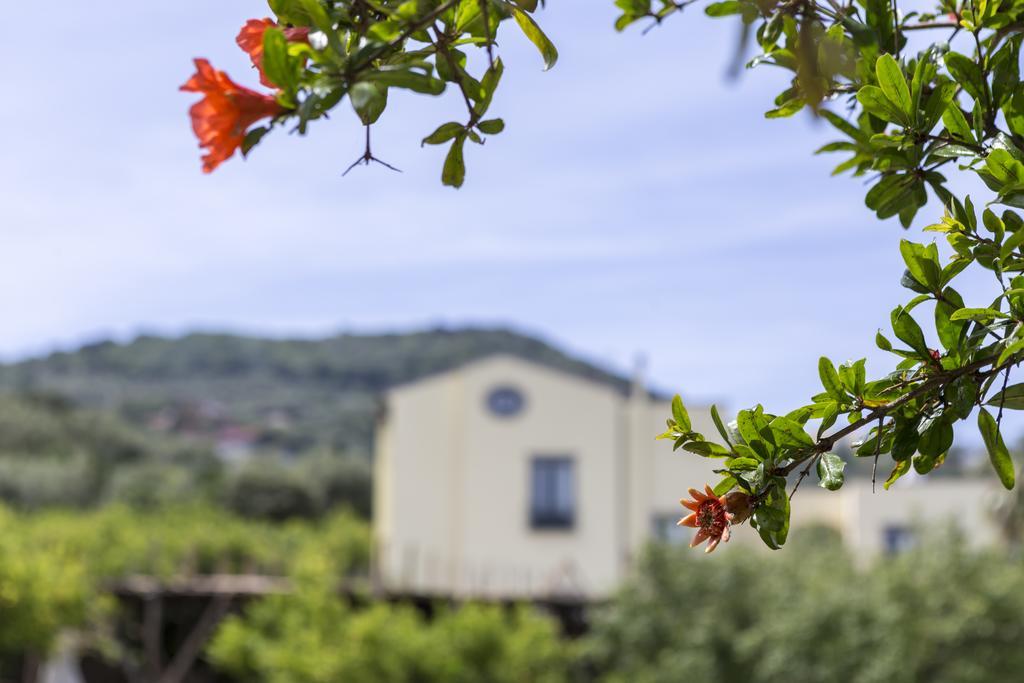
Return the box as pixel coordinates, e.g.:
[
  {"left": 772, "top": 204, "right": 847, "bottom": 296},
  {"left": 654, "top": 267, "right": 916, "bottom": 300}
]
[
  {"left": 0, "top": 328, "right": 629, "bottom": 456},
  {"left": 0, "top": 328, "right": 629, "bottom": 517}
]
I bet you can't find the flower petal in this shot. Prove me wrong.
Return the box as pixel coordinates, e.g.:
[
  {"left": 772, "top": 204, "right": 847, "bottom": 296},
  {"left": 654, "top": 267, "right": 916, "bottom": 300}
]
[
  {"left": 688, "top": 487, "right": 707, "bottom": 502},
  {"left": 705, "top": 536, "right": 721, "bottom": 553},
  {"left": 680, "top": 498, "right": 701, "bottom": 511},
  {"left": 690, "top": 528, "right": 710, "bottom": 548},
  {"left": 677, "top": 513, "right": 698, "bottom": 528}
]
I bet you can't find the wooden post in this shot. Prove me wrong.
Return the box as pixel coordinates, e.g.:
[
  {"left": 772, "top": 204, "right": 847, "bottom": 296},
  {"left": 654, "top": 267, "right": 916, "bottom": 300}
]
[
  {"left": 142, "top": 594, "right": 163, "bottom": 679},
  {"left": 155, "top": 595, "right": 231, "bottom": 683}
]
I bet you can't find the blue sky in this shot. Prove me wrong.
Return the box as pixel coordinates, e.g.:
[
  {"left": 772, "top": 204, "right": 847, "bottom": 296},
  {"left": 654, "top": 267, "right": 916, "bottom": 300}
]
[{"left": 1, "top": 1, "right": 1015, "bottom": 437}]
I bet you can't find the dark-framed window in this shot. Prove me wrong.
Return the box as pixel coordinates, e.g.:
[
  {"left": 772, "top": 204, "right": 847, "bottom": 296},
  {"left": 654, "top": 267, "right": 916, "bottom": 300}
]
[
  {"left": 486, "top": 386, "right": 525, "bottom": 418},
  {"left": 530, "top": 456, "right": 575, "bottom": 530},
  {"left": 652, "top": 514, "right": 689, "bottom": 545},
  {"left": 883, "top": 525, "right": 916, "bottom": 555}
]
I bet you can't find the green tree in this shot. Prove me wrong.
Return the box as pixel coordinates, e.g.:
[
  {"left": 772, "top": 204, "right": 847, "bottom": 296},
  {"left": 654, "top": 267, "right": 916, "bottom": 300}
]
[
  {"left": 583, "top": 531, "right": 1024, "bottom": 682},
  {"left": 208, "top": 592, "right": 570, "bottom": 683}
]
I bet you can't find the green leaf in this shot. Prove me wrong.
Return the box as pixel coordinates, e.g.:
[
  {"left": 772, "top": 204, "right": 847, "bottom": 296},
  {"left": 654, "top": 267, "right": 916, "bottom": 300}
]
[
  {"left": 474, "top": 57, "right": 504, "bottom": 117},
  {"left": 768, "top": 416, "right": 815, "bottom": 449},
  {"left": 986, "top": 382, "right": 1024, "bottom": 410},
  {"left": 899, "top": 240, "right": 941, "bottom": 291},
  {"left": 945, "top": 52, "right": 987, "bottom": 104},
  {"left": 671, "top": 395, "right": 691, "bottom": 432},
  {"left": 422, "top": 121, "right": 464, "bottom": 146},
  {"left": 891, "top": 306, "right": 930, "bottom": 357},
  {"left": 724, "top": 456, "right": 760, "bottom": 470},
  {"left": 918, "top": 415, "right": 953, "bottom": 457},
  {"left": 934, "top": 299, "right": 965, "bottom": 352},
  {"left": 884, "top": 459, "right": 911, "bottom": 489},
  {"left": 241, "top": 126, "right": 270, "bottom": 157},
  {"left": 816, "top": 453, "right": 846, "bottom": 490},
  {"left": 710, "top": 405, "right": 733, "bottom": 446},
  {"left": 858, "top": 85, "right": 910, "bottom": 125},
  {"left": 349, "top": 82, "right": 388, "bottom": 125},
  {"left": 978, "top": 408, "right": 1016, "bottom": 489},
  {"left": 442, "top": 134, "right": 467, "bottom": 188},
  {"left": 751, "top": 484, "right": 790, "bottom": 549},
  {"left": 681, "top": 441, "right": 731, "bottom": 457},
  {"left": 262, "top": 28, "right": 299, "bottom": 96},
  {"left": 949, "top": 307, "right": 1009, "bottom": 321},
  {"left": 876, "top": 54, "right": 913, "bottom": 120},
  {"left": 891, "top": 418, "right": 920, "bottom": 462},
  {"left": 946, "top": 375, "right": 978, "bottom": 420},
  {"left": 736, "top": 407, "right": 771, "bottom": 449},
  {"left": 943, "top": 104, "right": 976, "bottom": 142},
  {"left": 998, "top": 335, "right": 1024, "bottom": 367},
  {"left": 512, "top": 8, "right": 558, "bottom": 70},
  {"left": 704, "top": 1, "right": 744, "bottom": 16},
  {"left": 818, "top": 357, "right": 846, "bottom": 402},
  {"left": 712, "top": 475, "right": 737, "bottom": 497},
  {"left": 363, "top": 69, "right": 446, "bottom": 95},
  {"left": 477, "top": 118, "right": 505, "bottom": 135}
]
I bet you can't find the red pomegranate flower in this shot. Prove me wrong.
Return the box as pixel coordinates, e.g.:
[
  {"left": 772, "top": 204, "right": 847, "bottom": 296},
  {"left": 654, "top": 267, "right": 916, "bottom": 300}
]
[
  {"left": 678, "top": 485, "right": 734, "bottom": 553},
  {"left": 237, "top": 18, "right": 311, "bottom": 88},
  {"left": 180, "top": 59, "right": 285, "bottom": 173}
]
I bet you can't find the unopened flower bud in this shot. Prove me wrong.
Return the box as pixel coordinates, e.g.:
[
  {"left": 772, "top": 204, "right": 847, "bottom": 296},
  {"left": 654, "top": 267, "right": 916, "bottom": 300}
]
[{"left": 724, "top": 491, "right": 753, "bottom": 524}]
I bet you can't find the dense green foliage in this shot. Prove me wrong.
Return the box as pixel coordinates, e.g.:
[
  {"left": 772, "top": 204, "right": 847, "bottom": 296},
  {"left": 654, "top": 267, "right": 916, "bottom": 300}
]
[
  {"left": 2, "top": 504, "right": 1024, "bottom": 681},
  {"left": 0, "top": 395, "right": 372, "bottom": 519},
  {"left": 209, "top": 596, "right": 569, "bottom": 683},
  {"left": 0, "top": 505, "right": 369, "bottom": 660},
  {"left": 584, "top": 530, "right": 1024, "bottom": 683},
  {"left": 0, "top": 394, "right": 220, "bottom": 510}
]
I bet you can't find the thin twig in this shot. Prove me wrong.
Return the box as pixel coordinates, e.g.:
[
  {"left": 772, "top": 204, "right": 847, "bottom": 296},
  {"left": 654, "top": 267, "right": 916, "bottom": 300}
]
[
  {"left": 872, "top": 414, "right": 883, "bottom": 493},
  {"left": 479, "top": 0, "right": 494, "bottom": 68},
  {"left": 343, "top": 125, "right": 402, "bottom": 176},
  {"left": 790, "top": 454, "right": 819, "bottom": 499},
  {"left": 996, "top": 365, "right": 1012, "bottom": 431},
  {"left": 902, "top": 21, "right": 958, "bottom": 31},
  {"left": 891, "top": 0, "right": 901, "bottom": 57}
]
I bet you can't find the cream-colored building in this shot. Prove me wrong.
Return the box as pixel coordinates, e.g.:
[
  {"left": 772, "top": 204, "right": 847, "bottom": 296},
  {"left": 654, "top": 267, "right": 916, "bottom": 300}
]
[{"left": 372, "top": 354, "right": 1005, "bottom": 600}]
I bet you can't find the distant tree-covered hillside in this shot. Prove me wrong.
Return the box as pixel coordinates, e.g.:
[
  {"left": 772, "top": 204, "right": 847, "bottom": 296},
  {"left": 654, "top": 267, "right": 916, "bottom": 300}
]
[{"left": 0, "top": 328, "right": 631, "bottom": 457}]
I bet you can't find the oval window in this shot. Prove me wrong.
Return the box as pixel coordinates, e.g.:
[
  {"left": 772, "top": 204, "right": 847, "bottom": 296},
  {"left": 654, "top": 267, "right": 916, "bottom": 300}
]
[{"left": 486, "top": 386, "right": 525, "bottom": 418}]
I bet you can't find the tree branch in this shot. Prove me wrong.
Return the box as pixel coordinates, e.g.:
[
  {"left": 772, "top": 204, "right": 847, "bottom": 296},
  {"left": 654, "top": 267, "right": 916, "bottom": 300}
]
[{"left": 778, "top": 353, "right": 1008, "bottom": 478}]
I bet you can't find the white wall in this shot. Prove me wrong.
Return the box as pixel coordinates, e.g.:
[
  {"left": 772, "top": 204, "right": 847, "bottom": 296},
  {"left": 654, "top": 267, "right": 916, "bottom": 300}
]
[{"left": 376, "top": 355, "right": 627, "bottom": 598}]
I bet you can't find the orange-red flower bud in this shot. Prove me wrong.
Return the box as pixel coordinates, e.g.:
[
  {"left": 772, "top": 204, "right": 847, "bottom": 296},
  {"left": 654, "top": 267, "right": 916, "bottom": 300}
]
[{"left": 237, "top": 18, "right": 311, "bottom": 88}]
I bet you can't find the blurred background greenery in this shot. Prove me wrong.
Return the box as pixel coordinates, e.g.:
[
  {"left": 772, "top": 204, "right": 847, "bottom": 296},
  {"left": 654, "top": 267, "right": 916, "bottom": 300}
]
[{"left": 0, "top": 331, "right": 1022, "bottom": 682}]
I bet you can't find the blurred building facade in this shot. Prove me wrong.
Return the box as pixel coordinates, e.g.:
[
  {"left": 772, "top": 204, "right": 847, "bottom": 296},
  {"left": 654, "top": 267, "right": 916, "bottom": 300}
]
[{"left": 372, "top": 354, "right": 1003, "bottom": 600}]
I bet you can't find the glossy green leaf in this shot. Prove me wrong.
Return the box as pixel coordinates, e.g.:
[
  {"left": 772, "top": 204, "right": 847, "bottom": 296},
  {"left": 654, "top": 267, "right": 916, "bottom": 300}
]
[
  {"left": 816, "top": 453, "right": 846, "bottom": 491},
  {"left": 422, "top": 121, "right": 465, "bottom": 146},
  {"left": 672, "top": 395, "right": 691, "bottom": 432},
  {"left": 884, "top": 459, "right": 911, "bottom": 489},
  {"left": 876, "top": 54, "right": 913, "bottom": 119},
  {"left": 978, "top": 408, "right": 1015, "bottom": 489},
  {"left": 442, "top": 134, "right": 467, "bottom": 188},
  {"left": 512, "top": 8, "right": 558, "bottom": 70},
  {"left": 768, "top": 416, "right": 815, "bottom": 449},
  {"left": 985, "top": 382, "right": 1024, "bottom": 410},
  {"left": 818, "top": 357, "right": 846, "bottom": 402}
]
